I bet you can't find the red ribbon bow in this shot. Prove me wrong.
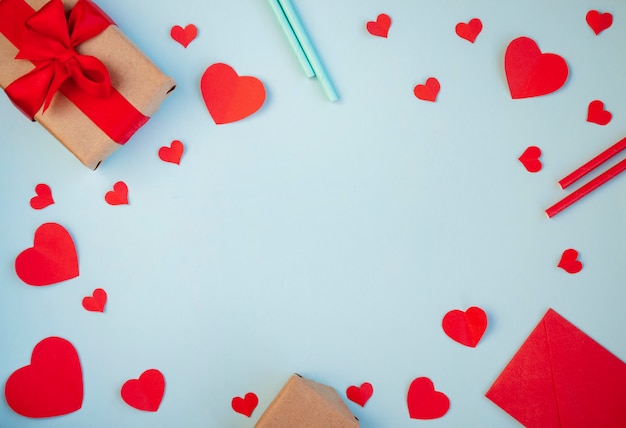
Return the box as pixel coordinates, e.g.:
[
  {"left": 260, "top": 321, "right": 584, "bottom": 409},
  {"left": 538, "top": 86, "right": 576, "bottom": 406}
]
[{"left": 4, "top": 0, "right": 114, "bottom": 119}]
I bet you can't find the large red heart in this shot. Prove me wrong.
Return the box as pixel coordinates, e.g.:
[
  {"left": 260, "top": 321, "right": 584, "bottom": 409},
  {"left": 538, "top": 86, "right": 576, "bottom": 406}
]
[
  {"left": 15, "top": 223, "right": 79, "bottom": 286},
  {"left": 82, "top": 288, "right": 107, "bottom": 313},
  {"left": 30, "top": 183, "right": 54, "bottom": 210},
  {"left": 200, "top": 63, "right": 266, "bottom": 125},
  {"left": 413, "top": 77, "right": 440, "bottom": 102},
  {"left": 587, "top": 100, "right": 612, "bottom": 125},
  {"left": 504, "top": 36, "right": 569, "bottom": 99},
  {"left": 4, "top": 337, "right": 83, "bottom": 418},
  {"left": 558, "top": 249, "right": 583, "bottom": 274},
  {"left": 105, "top": 181, "right": 129, "bottom": 205},
  {"left": 346, "top": 382, "right": 373, "bottom": 407},
  {"left": 366, "top": 13, "right": 392, "bottom": 38},
  {"left": 455, "top": 18, "right": 482, "bottom": 43},
  {"left": 158, "top": 140, "right": 184, "bottom": 164},
  {"left": 518, "top": 146, "right": 543, "bottom": 173},
  {"left": 586, "top": 10, "right": 613, "bottom": 35},
  {"left": 407, "top": 377, "right": 449, "bottom": 420},
  {"left": 442, "top": 306, "right": 488, "bottom": 347},
  {"left": 170, "top": 24, "right": 197, "bottom": 48},
  {"left": 231, "top": 392, "right": 258, "bottom": 417},
  {"left": 121, "top": 369, "right": 165, "bottom": 412}
]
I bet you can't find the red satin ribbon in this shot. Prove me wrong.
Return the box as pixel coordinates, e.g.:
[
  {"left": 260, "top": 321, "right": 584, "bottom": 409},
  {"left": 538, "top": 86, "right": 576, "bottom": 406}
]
[{"left": 0, "top": 0, "right": 149, "bottom": 144}]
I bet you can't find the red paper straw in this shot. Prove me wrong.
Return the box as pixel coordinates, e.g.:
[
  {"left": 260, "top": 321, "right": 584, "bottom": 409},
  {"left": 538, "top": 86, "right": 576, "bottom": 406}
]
[
  {"left": 559, "top": 137, "right": 626, "bottom": 189},
  {"left": 546, "top": 157, "right": 626, "bottom": 218}
]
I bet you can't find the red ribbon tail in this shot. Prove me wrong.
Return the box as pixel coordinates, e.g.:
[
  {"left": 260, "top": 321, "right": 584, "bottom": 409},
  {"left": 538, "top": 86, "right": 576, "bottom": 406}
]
[{"left": 5, "top": 62, "right": 56, "bottom": 119}]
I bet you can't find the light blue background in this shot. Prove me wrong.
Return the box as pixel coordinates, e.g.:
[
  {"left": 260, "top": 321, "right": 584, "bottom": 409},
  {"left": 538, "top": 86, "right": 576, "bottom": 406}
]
[{"left": 1, "top": 0, "right": 625, "bottom": 427}]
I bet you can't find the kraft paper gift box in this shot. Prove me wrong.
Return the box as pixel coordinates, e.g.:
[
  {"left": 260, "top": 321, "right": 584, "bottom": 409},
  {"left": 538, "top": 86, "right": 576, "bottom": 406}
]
[
  {"left": 255, "top": 374, "right": 359, "bottom": 428},
  {"left": 0, "top": 0, "right": 175, "bottom": 169}
]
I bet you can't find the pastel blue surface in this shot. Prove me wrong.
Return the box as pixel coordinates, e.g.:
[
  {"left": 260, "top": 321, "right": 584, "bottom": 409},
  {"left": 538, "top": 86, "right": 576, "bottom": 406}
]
[{"left": 1, "top": 0, "right": 626, "bottom": 427}]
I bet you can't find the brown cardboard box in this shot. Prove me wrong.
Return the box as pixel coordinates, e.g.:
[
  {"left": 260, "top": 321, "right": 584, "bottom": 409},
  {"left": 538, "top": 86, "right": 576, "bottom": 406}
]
[
  {"left": 255, "top": 374, "right": 360, "bottom": 428},
  {"left": 0, "top": 0, "right": 175, "bottom": 169}
]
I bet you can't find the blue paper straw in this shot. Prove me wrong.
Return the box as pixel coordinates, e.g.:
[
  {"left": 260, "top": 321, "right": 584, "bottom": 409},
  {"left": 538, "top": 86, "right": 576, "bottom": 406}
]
[
  {"left": 275, "top": 0, "right": 339, "bottom": 102},
  {"left": 267, "top": 0, "right": 315, "bottom": 78}
]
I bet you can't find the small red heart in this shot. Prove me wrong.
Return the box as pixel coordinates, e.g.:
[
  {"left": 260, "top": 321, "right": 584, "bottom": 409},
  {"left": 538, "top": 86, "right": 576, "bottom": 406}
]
[
  {"left": 231, "top": 392, "right": 258, "bottom": 417},
  {"left": 587, "top": 100, "right": 612, "bottom": 125},
  {"left": 442, "top": 306, "right": 488, "bottom": 347},
  {"left": 170, "top": 24, "right": 197, "bottom": 48},
  {"left": 407, "top": 377, "right": 450, "bottom": 420},
  {"left": 159, "top": 140, "right": 184, "bottom": 164},
  {"left": 15, "top": 223, "right": 79, "bottom": 286},
  {"left": 4, "top": 337, "right": 83, "bottom": 418},
  {"left": 82, "top": 288, "right": 107, "bottom": 313},
  {"left": 366, "top": 13, "right": 392, "bottom": 38},
  {"left": 505, "top": 36, "right": 569, "bottom": 99},
  {"left": 586, "top": 10, "right": 613, "bottom": 35},
  {"left": 105, "top": 181, "right": 129, "bottom": 205},
  {"left": 30, "top": 183, "right": 54, "bottom": 210},
  {"left": 455, "top": 18, "right": 482, "bottom": 43},
  {"left": 121, "top": 369, "right": 165, "bottom": 412},
  {"left": 518, "top": 146, "right": 542, "bottom": 173},
  {"left": 414, "top": 77, "right": 440, "bottom": 102},
  {"left": 558, "top": 249, "right": 583, "bottom": 274},
  {"left": 346, "top": 382, "right": 373, "bottom": 407},
  {"left": 201, "top": 63, "right": 266, "bottom": 125}
]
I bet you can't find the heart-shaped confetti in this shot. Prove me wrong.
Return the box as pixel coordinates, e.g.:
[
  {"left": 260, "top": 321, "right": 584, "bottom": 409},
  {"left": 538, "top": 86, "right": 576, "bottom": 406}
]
[
  {"left": 105, "top": 181, "right": 129, "bottom": 205},
  {"left": 159, "top": 140, "right": 184, "bottom": 164},
  {"left": 586, "top": 10, "right": 613, "bottom": 35},
  {"left": 4, "top": 337, "right": 83, "bottom": 418},
  {"left": 200, "top": 63, "right": 266, "bottom": 125},
  {"left": 587, "top": 100, "right": 612, "bottom": 125},
  {"left": 407, "top": 377, "right": 450, "bottom": 420},
  {"left": 15, "top": 223, "right": 79, "bottom": 286},
  {"left": 82, "top": 288, "right": 107, "bottom": 313},
  {"left": 504, "top": 36, "right": 569, "bottom": 99},
  {"left": 414, "top": 77, "right": 440, "bottom": 102},
  {"left": 518, "top": 146, "right": 542, "bottom": 173},
  {"left": 455, "top": 18, "right": 482, "bottom": 43},
  {"left": 30, "top": 183, "right": 54, "bottom": 210},
  {"left": 121, "top": 369, "right": 165, "bottom": 412},
  {"left": 231, "top": 392, "right": 258, "bottom": 417},
  {"left": 366, "top": 13, "right": 391, "bottom": 38},
  {"left": 558, "top": 249, "right": 582, "bottom": 274},
  {"left": 346, "top": 382, "right": 373, "bottom": 407},
  {"left": 170, "top": 24, "right": 197, "bottom": 48},
  {"left": 442, "top": 306, "right": 488, "bottom": 347}
]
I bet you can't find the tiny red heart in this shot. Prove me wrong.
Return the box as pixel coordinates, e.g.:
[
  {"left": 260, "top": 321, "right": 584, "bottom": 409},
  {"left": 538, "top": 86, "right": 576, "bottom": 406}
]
[
  {"left": 587, "top": 100, "right": 612, "bottom": 125},
  {"left": 121, "top": 369, "right": 165, "bottom": 412},
  {"left": 518, "top": 146, "right": 542, "bottom": 173},
  {"left": 407, "top": 377, "right": 449, "bottom": 420},
  {"left": 159, "top": 140, "right": 184, "bottom": 164},
  {"left": 442, "top": 306, "right": 488, "bottom": 347},
  {"left": 346, "top": 382, "right": 373, "bottom": 407},
  {"left": 455, "top": 18, "right": 482, "bottom": 43},
  {"left": 231, "top": 392, "right": 258, "bottom": 417},
  {"left": 30, "top": 183, "right": 54, "bottom": 210},
  {"left": 82, "top": 288, "right": 107, "bottom": 313},
  {"left": 366, "top": 13, "right": 392, "bottom": 38},
  {"left": 5, "top": 337, "right": 83, "bottom": 418},
  {"left": 586, "top": 10, "right": 613, "bottom": 35},
  {"left": 170, "top": 24, "right": 197, "bottom": 48},
  {"left": 105, "top": 181, "right": 128, "bottom": 205},
  {"left": 558, "top": 249, "right": 583, "bottom": 274},
  {"left": 414, "top": 77, "right": 440, "bottom": 102}
]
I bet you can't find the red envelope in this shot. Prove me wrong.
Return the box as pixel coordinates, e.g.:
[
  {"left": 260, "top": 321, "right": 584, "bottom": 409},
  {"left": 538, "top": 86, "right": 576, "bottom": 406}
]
[{"left": 486, "top": 309, "right": 626, "bottom": 427}]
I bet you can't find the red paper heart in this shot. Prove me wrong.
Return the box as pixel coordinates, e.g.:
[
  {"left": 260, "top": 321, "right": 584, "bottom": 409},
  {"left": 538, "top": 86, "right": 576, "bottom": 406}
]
[
  {"left": 414, "top": 77, "right": 440, "bottom": 102},
  {"left": 366, "top": 13, "right": 391, "bottom": 38},
  {"left": 407, "top": 377, "right": 450, "bottom": 420},
  {"left": 121, "top": 369, "right": 165, "bottom": 412},
  {"left": 586, "top": 10, "right": 613, "bottom": 35},
  {"left": 159, "top": 140, "right": 184, "bottom": 164},
  {"left": 504, "top": 36, "right": 569, "bottom": 99},
  {"left": 587, "top": 100, "right": 612, "bottom": 125},
  {"left": 82, "top": 288, "right": 107, "bottom": 313},
  {"left": 455, "top": 18, "right": 482, "bottom": 43},
  {"left": 558, "top": 249, "right": 583, "bottom": 274},
  {"left": 170, "top": 24, "right": 197, "bottom": 48},
  {"left": 442, "top": 306, "right": 488, "bottom": 347},
  {"left": 30, "top": 183, "right": 54, "bottom": 210},
  {"left": 4, "top": 337, "right": 83, "bottom": 418},
  {"left": 105, "top": 181, "right": 128, "bottom": 205},
  {"left": 15, "top": 223, "right": 79, "bottom": 286},
  {"left": 518, "top": 146, "right": 542, "bottom": 173},
  {"left": 231, "top": 392, "right": 258, "bottom": 417},
  {"left": 346, "top": 382, "right": 373, "bottom": 407},
  {"left": 200, "top": 63, "right": 266, "bottom": 125}
]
